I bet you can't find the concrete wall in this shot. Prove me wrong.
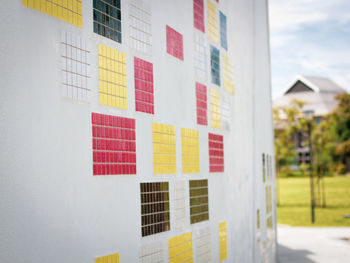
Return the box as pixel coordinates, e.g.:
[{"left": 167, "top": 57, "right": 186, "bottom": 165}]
[{"left": 0, "top": 0, "right": 276, "bottom": 262}]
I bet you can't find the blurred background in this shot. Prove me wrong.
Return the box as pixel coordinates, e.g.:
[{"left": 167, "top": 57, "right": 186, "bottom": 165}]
[{"left": 269, "top": 0, "right": 350, "bottom": 262}]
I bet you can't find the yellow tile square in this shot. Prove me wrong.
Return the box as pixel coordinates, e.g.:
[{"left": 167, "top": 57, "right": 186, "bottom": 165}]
[
  {"left": 40, "top": 0, "right": 46, "bottom": 12},
  {"left": 67, "top": 0, "right": 72, "bottom": 11},
  {"left": 33, "top": 0, "right": 40, "bottom": 10},
  {"left": 27, "top": 0, "right": 34, "bottom": 8},
  {"left": 98, "top": 44, "right": 127, "bottom": 109},
  {"left": 58, "top": 6, "right": 64, "bottom": 19},
  {"left": 45, "top": 2, "right": 52, "bottom": 16},
  {"left": 181, "top": 128, "right": 200, "bottom": 173},
  {"left": 219, "top": 221, "right": 228, "bottom": 261},
  {"left": 153, "top": 123, "right": 177, "bottom": 174}
]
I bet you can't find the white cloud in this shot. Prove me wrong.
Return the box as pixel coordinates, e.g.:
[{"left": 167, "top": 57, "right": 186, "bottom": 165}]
[
  {"left": 269, "top": 0, "right": 329, "bottom": 32},
  {"left": 269, "top": 0, "right": 350, "bottom": 32},
  {"left": 269, "top": 0, "right": 350, "bottom": 96}
]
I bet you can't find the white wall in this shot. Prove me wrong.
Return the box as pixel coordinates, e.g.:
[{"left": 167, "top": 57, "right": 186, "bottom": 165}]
[{"left": 0, "top": 0, "right": 276, "bottom": 262}]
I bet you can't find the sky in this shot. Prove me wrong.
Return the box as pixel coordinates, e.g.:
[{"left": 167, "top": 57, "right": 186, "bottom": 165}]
[{"left": 269, "top": 0, "right": 350, "bottom": 98}]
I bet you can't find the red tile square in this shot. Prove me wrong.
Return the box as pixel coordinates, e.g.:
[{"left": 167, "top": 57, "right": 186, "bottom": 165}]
[
  {"left": 208, "top": 133, "right": 224, "bottom": 173},
  {"left": 92, "top": 113, "right": 137, "bottom": 176},
  {"left": 134, "top": 57, "right": 154, "bottom": 115},
  {"left": 166, "top": 25, "right": 184, "bottom": 60},
  {"left": 193, "top": 0, "right": 205, "bottom": 32},
  {"left": 196, "top": 82, "right": 208, "bottom": 126}
]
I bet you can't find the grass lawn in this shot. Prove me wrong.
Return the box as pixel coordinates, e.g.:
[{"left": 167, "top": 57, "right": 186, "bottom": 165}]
[{"left": 277, "top": 176, "right": 350, "bottom": 227}]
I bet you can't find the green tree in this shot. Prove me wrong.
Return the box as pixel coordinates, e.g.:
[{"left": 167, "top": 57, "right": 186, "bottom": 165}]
[
  {"left": 312, "top": 121, "right": 334, "bottom": 207},
  {"left": 274, "top": 99, "right": 307, "bottom": 176},
  {"left": 328, "top": 93, "right": 350, "bottom": 174}
]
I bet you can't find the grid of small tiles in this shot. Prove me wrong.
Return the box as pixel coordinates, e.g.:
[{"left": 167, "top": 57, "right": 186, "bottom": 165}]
[
  {"left": 168, "top": 232, "right": 193, "bottom": 263},
  {"left": 98, "top": 44, "right": 127, "bottom": 109},
  {"left": 194, "top": 31, "right": 207, "bottom": 80},
  {"left": 207, "top": 0, "right": 218, "bottom": 43},
  {"left": 195, "top": 227, "right": 212, "bottom": 263},
  {"left": 210, "top": 45, "right": 221, "bottom": 86},
  {"left": 262, "top": 153, "right": 266, "bottom": 183},
  {"left": 134, "top": 57, "right": 154, "bottom": 114},
  {"left": 153, "top": 123, "right": 177, "bottom": 174},
  {"left": 139, "top": 242, "right": 164, "bottom": 263},
  {"left": 95, "top": 252, "right": 120, "bottom": 263},
  {"left": 210, "top": 89, "right": 221, "bottom": 129},
  {"left": 189, "top": 179, "right": 209, "bottom": 224},
  {"left": 129, "top": 0, "right": 152, "bottom": 55},
  {"left": 221, "top": 94, "right": 231, "bottom": 130},
  {"left": 223, "top": 54, "right": 234, "bottom": 94},
  {"left": 267, "top": 154, "right": 273, "bottom": 181},
  {"left": 193, "top": 0, "right": 205, "bottom": 33},
  {"left": 92, "top": 113, "right": 136, "bottom": 175},
  {"left": 266, "top": 154, "right": 270, "bottom": 181},
  {"left": 257, "top": 209, "right": 261, "bottom": 243},
  {"left": 22, "top": 0, "right": 82, "bottom": 27},
  {"left": 181, "top": 128, "right": 200, "bottom": 173},
  {"left": 208, "top": 133, "right": 224, "bottom": 172},
  {"left": 267, "top": 215, "right": 273, "bottom": 240},
  {"left": 174, "top": 181, "right": 186, "bottom": 230},
  {"left": 61, "top": 32, "right": 90, "bottom": 102},
  {"left": 140, "top": 182, "right": 170, "bottom": 237},
  {"left": 196, "top": 83, "right": 208, "bottom": 126},
  {"left": 266, "top": 185, "right": 272, "bottom": 214},
  {"left": 219, "top": 11, "right": 227, "bottom": 50},
  {"left": 166, "top": 25, "right": 184, "bottom": 61},
  {"left": 93, "top": 0, "right": 122, "bottom": 43},
  {"left": 219, "top": 222, "right": 227, "bottom": 261}
]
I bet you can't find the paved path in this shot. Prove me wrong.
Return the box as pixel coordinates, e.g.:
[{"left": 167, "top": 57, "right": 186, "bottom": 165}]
[{"left": 277, "top": 225, "right": 350, "bottom": 263}]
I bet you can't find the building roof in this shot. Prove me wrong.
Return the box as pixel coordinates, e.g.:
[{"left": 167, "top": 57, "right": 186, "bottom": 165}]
[{"left": 273, "top": 76, "right": 347, "bottom": 117}]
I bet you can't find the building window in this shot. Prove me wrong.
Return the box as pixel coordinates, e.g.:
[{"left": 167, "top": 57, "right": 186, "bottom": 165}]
[
  {"left": 134, "top": 57, "right": 154, "bottom": 114},
  {"left": 140, "top": 182, "right": 170, "bottom": 237},
  {"left": 92, "top": 113, "right": 136, "bottom": 175},
  {"left": 93, "top": 0, "right": 122, "bottom": 43},
  {"left": 189, "top": 179, "right": 209, "bottom": 224},
  {"left": 296, "top": 132, "right": 303, "bottom": 147},
  {"left": 315, "top": 117, "right": 322, "bottom": 125}
]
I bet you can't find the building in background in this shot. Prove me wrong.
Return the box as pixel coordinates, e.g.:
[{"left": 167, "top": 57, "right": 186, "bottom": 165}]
[
  {"left": 273, "top": 75, "right": 346, "bottom": 165},
  {"left": 0, "top": 1, "right": 275, "bottom": 262}
]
